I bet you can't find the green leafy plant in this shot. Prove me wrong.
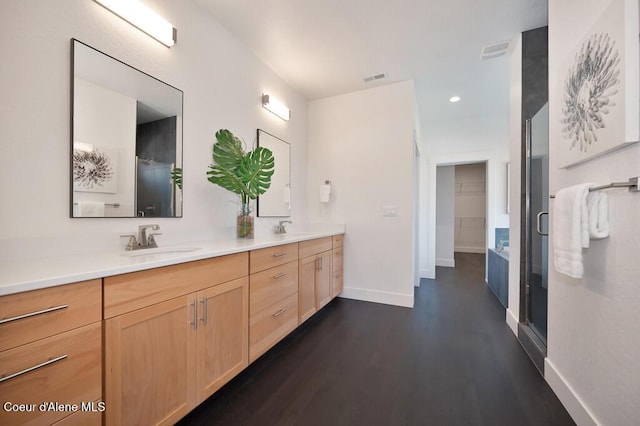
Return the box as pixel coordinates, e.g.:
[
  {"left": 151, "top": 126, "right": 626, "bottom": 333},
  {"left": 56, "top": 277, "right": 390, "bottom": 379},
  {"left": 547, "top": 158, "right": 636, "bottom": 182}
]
[
  {"left": 207, "top": 129, "right": 275, "bottom": 210},
  {"left": 170, "top": 167, "right": 182, "bottom": 190}
]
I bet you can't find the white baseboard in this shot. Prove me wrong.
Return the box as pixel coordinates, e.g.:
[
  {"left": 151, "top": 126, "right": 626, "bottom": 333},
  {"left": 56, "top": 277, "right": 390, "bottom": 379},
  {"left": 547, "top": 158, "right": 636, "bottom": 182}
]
[
  {"left": 506, "top": 309, "right": 519, "bottom": 336},
  {"left": 420, "top": 269, "right": 435, "bottom": 279},
  {"left": 340, "top": 287, "right": 414, "bottom": 308},
  {"left": 436, "top": 258, "right": 455, "bottom": 267},
  {"left": 455, "top": 247, "right": 486, "bottom": 254},
  {"left": 544, "top": 359, "right": 599, "bottom": 426}
]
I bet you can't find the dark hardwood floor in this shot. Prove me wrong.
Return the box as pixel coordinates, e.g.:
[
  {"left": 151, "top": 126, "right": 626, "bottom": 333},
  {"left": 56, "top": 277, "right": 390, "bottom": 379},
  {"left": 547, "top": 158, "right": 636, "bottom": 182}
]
[{"left": 177, "top": 253, "right": 574, "bottom": 426}]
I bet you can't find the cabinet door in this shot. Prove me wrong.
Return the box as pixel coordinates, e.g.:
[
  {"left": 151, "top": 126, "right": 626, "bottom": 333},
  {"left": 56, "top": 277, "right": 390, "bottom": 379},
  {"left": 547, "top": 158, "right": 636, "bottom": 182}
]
[
  {"left": 0, "top": 323, "right": 102, "bottom": 426},
  {"left": 196, "top": 277, "right": 248, "bottom": 402},
  {"left": 316, "top": 251, "right": 332, "bottom": 309},
  {"left": 332, "top": 248, "right": 344, "bottom": 297},
  {"left": 298, "top": 255, "right": 317, "bottom": 323},
  {"left": 105, "top": 295, "right": 196, "bottom": 426}
]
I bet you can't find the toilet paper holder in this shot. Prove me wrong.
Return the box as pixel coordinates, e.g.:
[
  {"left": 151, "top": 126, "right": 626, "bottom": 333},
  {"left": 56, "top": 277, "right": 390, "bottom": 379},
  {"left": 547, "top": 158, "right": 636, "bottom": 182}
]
[{"left": 320, "top": 180, "right": 331, "bottom": 203}]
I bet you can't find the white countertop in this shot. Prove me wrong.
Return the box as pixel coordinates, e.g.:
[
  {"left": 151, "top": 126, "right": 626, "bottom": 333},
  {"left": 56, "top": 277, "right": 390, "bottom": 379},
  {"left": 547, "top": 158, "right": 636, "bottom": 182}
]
[{"left": 0, "top": 227, "right": 345, "bottom": 297}]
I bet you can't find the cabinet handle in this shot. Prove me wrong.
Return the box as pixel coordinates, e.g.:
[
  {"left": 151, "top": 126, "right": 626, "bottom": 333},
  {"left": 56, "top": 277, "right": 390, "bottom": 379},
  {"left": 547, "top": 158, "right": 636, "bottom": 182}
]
[
  {"left": 273, "top": 307, "right": 287, "bottom": 318},
  {"left": 273, "top": 252, "right": 287, "bottom": 257},
  {"left": 0, "top": 355, "right": 67, "bottom": 383},
  {"left": 200, "top": 297, "right": 207, "bottom": 326},
  {"left": 319, "top": 257, "right": 323, "bottom": 271},
  {"left": 273, "top": 272, "right": 287, "bottom": 279},
  {"left": 191, "top": 300, "right": 198, "bottom": 330},
  {"left": 0, "top": 304, "right": 69, "bottom": 325}
]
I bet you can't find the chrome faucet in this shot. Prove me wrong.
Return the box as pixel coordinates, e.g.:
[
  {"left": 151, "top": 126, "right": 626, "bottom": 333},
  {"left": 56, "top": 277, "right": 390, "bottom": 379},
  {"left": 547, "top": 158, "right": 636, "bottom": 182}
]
[
  {"left": 138, "top": 224, "right": 160, "bottom": 247},
  {"left": 275, "top": 220, "right": 292, "bottom": 234},
  {"left": 120, "top": 224, "right": 161, "bottom": 250}
]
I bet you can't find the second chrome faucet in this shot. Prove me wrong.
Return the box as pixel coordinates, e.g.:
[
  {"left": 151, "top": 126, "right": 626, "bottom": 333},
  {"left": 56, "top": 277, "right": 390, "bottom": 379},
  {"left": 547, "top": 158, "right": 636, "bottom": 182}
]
[{"left": 121, "top": 224, "right": 161, "bottom": 250}]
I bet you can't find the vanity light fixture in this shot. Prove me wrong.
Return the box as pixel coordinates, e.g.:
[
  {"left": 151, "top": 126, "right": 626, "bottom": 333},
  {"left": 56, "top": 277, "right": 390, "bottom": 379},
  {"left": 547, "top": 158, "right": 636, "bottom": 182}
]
[
  {"left": 262, "top": 94, "right": 290, "bottom": 121},
  {"left": 94, "top": 0, "right": 177, "bottom": 47},
  {"left": 449, "top": 96, "right": 461, "bottom": 103}
]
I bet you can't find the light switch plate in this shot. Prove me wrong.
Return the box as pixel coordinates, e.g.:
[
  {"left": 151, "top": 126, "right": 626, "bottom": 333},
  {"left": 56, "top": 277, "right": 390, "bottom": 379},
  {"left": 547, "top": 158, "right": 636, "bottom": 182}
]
[{"left": 383, "top": 206, "right": 398, "bottom": 217}]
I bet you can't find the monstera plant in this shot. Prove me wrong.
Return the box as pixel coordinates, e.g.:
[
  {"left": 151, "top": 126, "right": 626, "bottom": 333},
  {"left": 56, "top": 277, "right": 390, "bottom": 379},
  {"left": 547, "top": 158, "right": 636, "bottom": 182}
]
[{"left": 207, "top": 129, "right": 274, "bottom": 238}]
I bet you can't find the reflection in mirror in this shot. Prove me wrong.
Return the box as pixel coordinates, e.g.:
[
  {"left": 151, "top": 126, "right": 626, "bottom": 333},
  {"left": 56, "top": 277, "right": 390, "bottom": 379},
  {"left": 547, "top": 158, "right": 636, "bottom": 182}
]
[
  {"left": 257, "top": 130, "right": 291, "bottom": 217},
  {"left": 71, "top": 39, "right": 183, "bottom": 218}
]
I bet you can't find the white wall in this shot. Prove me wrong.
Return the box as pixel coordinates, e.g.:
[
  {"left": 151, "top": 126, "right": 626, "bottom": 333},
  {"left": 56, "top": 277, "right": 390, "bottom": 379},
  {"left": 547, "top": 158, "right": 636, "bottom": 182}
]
[
  {"left": 544, "top": 1, "right": 640, "bottom": 425},
  {"left": 507, "top": 34, "right": 522, "bottom": 334},
  {"left": 420, "top": 113, "right": 510, "bottom": 278},
  {"left": 435, "top": 166, "right": 455, "bottom": 267},
  {"left": 307, "top": 81, "right": 416, "bottom": 307},
  {"left": 0, "top": 0, "right": 308, "bottom": 259}
]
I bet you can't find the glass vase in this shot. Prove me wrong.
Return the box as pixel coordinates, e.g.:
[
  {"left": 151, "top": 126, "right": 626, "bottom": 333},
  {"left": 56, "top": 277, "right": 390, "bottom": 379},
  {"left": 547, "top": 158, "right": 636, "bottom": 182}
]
[{"left": 236, "top": 203, "right": 254, "bottom": 238}]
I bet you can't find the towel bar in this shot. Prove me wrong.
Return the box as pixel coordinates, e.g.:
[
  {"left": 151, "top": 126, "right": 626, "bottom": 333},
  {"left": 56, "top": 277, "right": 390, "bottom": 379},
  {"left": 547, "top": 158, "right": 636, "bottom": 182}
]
[
  {"left": 73, "top": 202, "right": 120, "bottom": 208},
  {"left": 550, "top": 176, "right": 639, "bottom": 198}
]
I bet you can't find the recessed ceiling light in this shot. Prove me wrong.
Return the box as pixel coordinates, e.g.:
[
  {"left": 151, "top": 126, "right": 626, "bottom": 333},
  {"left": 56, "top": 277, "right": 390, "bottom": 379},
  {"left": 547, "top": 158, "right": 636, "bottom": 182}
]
[{"left": 449, "top": 96, "right": 461, "bottom": 103}]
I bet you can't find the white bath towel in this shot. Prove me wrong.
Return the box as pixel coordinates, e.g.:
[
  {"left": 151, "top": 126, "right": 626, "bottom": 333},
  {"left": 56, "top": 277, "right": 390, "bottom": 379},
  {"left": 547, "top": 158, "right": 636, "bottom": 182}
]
[
  {"left": 77, "top": 201, "right": 105, "bottom": 217},
  {"left": 553, "top": 184, "right": 593, "bottom": 278},
  {"left": 587, "top": 191, "right": 609, "bottom": 239}
]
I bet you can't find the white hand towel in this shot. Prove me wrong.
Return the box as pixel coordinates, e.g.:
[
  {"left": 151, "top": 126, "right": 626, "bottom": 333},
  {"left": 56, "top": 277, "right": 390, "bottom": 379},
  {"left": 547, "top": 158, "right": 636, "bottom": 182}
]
[
  {"left": 553, "top": 183, "right": 593, "bottom": 278},
  {"left": 587, "top": 191, "right": 609, "bottom": 239},
  {"left": 78, "top": 201, "right": 105, "bottom": 217}
]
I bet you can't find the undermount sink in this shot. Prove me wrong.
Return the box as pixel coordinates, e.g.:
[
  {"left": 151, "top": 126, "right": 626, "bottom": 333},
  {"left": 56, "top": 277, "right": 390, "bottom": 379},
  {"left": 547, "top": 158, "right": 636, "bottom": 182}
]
[{"left": 123, "top": 246, "right": 202, "bottom": 257}]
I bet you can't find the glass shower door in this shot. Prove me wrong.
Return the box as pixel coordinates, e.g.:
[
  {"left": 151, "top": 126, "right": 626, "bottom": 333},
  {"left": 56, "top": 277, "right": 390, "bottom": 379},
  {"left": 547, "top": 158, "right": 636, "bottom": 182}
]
[{"left": 525, "top": 102, "right": 549, "bottom": 345}]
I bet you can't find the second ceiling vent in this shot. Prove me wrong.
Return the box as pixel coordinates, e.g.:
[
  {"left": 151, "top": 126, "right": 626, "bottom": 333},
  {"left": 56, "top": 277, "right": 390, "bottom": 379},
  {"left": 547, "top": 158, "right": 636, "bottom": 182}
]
[
  {"left": 480, "top": 41, "right": 511, "bottom": 60},
  {"left": 363, "top": 72, "right": 387, "bottom": 83}
]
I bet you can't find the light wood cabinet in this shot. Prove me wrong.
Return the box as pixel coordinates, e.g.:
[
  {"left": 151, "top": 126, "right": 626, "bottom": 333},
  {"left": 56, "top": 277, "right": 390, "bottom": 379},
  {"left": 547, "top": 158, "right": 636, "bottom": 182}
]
[
  {"left": 2, "top": 233, "right": 344, "bottom": 426},
  {"left": 105, "top": 295, "right": 197, "bottom": 426},
  {"left": 298, "top": 254, "right": 317, "bottom": 323},
  {"left": 249, "top": 292, "right": 298, "bottom": 362},
  {"left": 249, "top": 242, "right": 298, "bottom": 274},
  {"left": 0, "top": 280, "right": 102, "bottom": 426},
  {"left": 0, "top": 279, "right": 101, "bottom": 352},
  {"left": 298, "top": 237, "right": 334, "bottom": 323},
  {"left": 249, "top": 244, "right": 299, "bottom": 362},
  {"left": 105, "top": 254, "right": 249, "bottom": 426},
  {"left": 332, "top": 235, "right": 344, "bottom": 297},
  {"left": 196, "top": 277, "right": 248, "bottom": 401}
]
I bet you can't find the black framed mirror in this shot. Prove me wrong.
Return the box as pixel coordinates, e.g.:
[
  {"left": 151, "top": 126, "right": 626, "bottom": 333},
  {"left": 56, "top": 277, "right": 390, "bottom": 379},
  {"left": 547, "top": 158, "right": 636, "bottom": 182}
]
[
  {"left": 257, "top": 129, "right": 291, "bottom": 217},
  {"left": 71, "top": 39, "right": 183, "bottom": 218}
]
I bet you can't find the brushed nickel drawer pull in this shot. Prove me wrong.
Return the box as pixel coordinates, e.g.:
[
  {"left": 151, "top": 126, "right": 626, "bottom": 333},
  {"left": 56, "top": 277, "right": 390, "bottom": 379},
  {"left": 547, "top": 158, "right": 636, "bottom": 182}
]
[
  {"left": 201, "top": 297, "right": 207, "bottom": 326},
  {"left": 273, "top": 272, "right": 287, "bottom": 279},
  {"left": 0, "top": 304, "right": 69, "bottom": 325},
  {"left": 0, "top": 355, "right": 68, "bottom": 383},
  {"left": 191, "top": 300, "right": 198, "bottom": 330},
  {"left": 273, "top": 308, "right": 287, "bottom": 318},
  {"left": 273, "top": 252, "right": 287, "bottom": 257}
]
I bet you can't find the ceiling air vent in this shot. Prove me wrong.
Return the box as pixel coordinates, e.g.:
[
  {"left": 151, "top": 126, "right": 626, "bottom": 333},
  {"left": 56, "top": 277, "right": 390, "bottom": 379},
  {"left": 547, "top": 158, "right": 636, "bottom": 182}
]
[
  {"left": 363, "top": 72, "right": 387, "bottom": 83},
  {"left": 480, "top": 41, "right": 511, "bottom": 60}
]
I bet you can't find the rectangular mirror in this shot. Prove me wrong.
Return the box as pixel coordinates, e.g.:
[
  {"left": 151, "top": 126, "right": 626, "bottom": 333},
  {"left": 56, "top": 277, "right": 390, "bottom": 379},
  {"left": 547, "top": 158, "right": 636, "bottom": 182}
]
[
  {"left": 71, "top": 39, "right": 183, "bottom": 218},
  {"left": 257, "top": 129, "right": 291, "bottom": 217}
]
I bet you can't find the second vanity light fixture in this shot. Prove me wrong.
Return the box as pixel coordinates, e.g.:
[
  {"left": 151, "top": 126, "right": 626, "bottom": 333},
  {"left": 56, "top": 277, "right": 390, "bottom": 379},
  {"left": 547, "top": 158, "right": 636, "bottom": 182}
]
[
  {"left": 94, "top": 0, "right": 177, "bottom": 47},
  {"left": 262, "top": 94, "right": 290, "bottom": 121}
]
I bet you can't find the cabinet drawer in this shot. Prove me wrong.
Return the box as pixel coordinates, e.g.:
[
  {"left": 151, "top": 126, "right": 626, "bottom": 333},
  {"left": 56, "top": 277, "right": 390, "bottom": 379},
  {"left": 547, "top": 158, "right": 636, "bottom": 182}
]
[
  {"left": 249, "top": 292, "right": 298, "bottom": 363},
  {"left": 299, "top": 237, "right": 332, "bottom": 258},
  {"left": 332, "top": 248, "right": 343, "bottom": 272},
  {"left": 332, "top": 269, "right": 344, "bottom": 297},
  {"left": 332, "top": 234, "right": 344, "bottom": 248},
  {"left": 0, "top": 279, "right": 101, "bottom": 352},
  {"left": 51, "top": 401, "right": 102, "bottom": 426},
  {"left": 249, "top": 243, "right": 298, "bottom": 274},
  {"left": 250, "top": 261, "right": 298, "bottom": 315},
  {"left": 104, "top": 252, "right": 248, "bottom": 318},
  {"left": 0, "top": 322, "right": 102, "bottom": 426}
]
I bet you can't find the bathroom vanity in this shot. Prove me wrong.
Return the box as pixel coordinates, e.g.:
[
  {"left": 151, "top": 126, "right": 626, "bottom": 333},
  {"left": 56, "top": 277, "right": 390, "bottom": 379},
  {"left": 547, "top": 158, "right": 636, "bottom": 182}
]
[{"left": 0, "top": 230, "right": 345, "bottom": 426}]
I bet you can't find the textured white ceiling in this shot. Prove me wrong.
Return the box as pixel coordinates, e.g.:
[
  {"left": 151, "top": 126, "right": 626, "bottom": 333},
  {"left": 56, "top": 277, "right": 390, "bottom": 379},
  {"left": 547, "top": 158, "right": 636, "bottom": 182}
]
[{"left": 194, "top": 0, "right": 547, "bottom": 123}]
